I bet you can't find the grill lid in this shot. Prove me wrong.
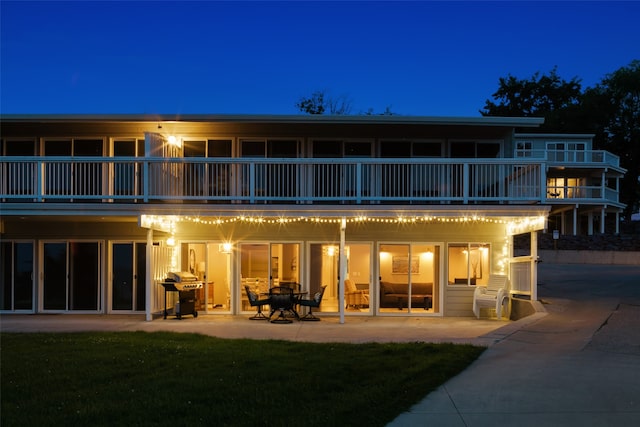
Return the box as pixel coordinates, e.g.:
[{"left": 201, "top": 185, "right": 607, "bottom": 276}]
[{"left": 165, "top": 271, "right": 199, "bottom": 282}]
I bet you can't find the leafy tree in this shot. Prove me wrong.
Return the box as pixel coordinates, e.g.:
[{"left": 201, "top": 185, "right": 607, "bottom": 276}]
[
  {"left": 480, "top": 67, "right": 583, "bottom": 132},
  {"left": 583, "top": 60, "right": 640, "bottom": 217},
  {"left": 482, "top": 62, "right": 640, "bottom": 218}
]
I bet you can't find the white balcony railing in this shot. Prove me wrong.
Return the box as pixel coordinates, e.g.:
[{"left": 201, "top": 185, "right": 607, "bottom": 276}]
[
  {"left": 0, "top": 156, "right": 616, "bottom": 205},
  {"left": 515, "top": 149, "right": 621, "bottom": 167}
]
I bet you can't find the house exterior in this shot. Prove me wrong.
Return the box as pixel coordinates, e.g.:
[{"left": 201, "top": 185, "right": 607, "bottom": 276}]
[{"left": 0, "top": 115, "right": 626, "bottom": 319}]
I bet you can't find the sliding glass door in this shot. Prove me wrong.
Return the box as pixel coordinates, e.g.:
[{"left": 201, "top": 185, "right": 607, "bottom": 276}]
[
  {"left": 42, "top": 241, "right": 101, "bottom": 311},
  {"left": 0, "top": 241, "right": 34, "bottom": 311},
  {"left": 112, "top": 242, "right": 146, "bottom": 311},
  {"left": 379, "top": 243, "right": 439, "bottom": 314},
  {"left": 239, "top": 242, "right": 300, "bottom": 312}
]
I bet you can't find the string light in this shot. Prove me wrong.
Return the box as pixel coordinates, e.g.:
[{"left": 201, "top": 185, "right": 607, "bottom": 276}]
[{"left": 141, "top": 214, "right": 546, "bottom": 231}]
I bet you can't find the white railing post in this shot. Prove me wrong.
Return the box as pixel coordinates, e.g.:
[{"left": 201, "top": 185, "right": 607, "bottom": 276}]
[
  {"left": 142, "top": 159, "right": 149, "bottom": 202},
  {"left": 463, "top": 163, "right": 469, "bottom": 203},
  {"left": 249, "top": 162, "right": 255, "bottom": 202},
  {"left": 355, "top": 162, "right": 362, "bottom": 203},
  {"left": 37, "top": 159, "right": 44, "bottom": 202},
  {"left": 540, "top": 163, "right": 547, "bottom": 203}
]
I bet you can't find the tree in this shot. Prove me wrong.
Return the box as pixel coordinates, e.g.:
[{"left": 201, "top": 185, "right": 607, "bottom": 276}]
[
  {"left": 480, "top": 67, "right": 583, "bottom": 132},
  {"left": 583, "top": 60, "right": 640, "bottom": 217},
  {"left": 295, "top": 90, "right": 353, "bottom": 115},
  {"left": 295, "top": 90, "right": 396, "bottom": 115}
]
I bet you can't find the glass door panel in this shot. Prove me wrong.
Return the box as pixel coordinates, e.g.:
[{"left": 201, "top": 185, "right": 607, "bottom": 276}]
[
  {"left": 379, "top": 244, "right": 409, "bottom": 313},
  {"left": 204, "top": 243, "right": 232, "bottom": 312},
  {"left": 135, "top": 243, "right": 146, "bottom": 311},
  {"left": 43, "top": 242, "right": 67, "bottom": 310},
  {"left": 240, "top": 243, "right": 270, "bottom": 311},
  {"left": 0, "top": 242, "right": 34, "bottom": 311},
  {"left": 69, "top": 242, "right": 99, "bottom": 310},
  {"left": 112, "top": 243, "right": 134, "bottom": 310},
  {"left": 1, "top": 242, "right": 11, "bottom": 310},
  {"left": 345, "top": 243, "right": 371, "bottom": 313},
  {"left": 410, "top": 244, "right": 438, "bottom": 312},
  {"left": 15, "top": 243, "right": 34, "bottom": 310},
  {"left": 309, "top": 244, "right": 339, "bottom": 314}
]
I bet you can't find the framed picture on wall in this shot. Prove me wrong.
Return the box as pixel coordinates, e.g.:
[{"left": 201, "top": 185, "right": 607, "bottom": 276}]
[{"left": 392, "top": 256, "right": 419, "bottom": 274}]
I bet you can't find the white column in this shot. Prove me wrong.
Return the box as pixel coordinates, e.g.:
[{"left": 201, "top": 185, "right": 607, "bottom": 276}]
[
  {"left": 339, "top": 217, "right": 347, "bottom": 324},
  {"left": 530, "top": 230, "right": 538, "bottom": 301},
  {"left": 615, "top": 212, "right": 620, "bottom": 235},
  {"left": 588, "top": 212, "right": 594, "bottom": 235},
  {"left": 573, "top": 207, "right": 578, "bottom": 236},
  {"left": 600, "top": 207, "right": 606, "bottom": 234},
  {"left": 145, "top": 228, "right": 153, "bottom": 321}
]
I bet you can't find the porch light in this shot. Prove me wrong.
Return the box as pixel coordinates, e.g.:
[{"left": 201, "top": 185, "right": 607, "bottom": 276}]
[
  {"left": 166, "top": 236, "right": 176, "bottom": 246},
  {"left": 219, "top": 243, "right": 232, "bottom": 254},
  {"left": 167, "top": 135, "right": 181, "bottom": 148}
]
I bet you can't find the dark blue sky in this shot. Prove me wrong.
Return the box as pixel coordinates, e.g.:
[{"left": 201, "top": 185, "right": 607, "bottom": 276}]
[{"left": 1, "top": 1, "right": 638, "bottom": 116}]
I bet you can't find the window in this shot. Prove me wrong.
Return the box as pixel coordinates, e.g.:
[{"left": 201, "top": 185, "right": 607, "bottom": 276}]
[
  {"left": 312, "top": 140, "right": 372, "bottom": 158},
  {"left": 208, "top": 140, "right": 232, "bottom": 157},
  {"left": 42, "top": 139, "right": 104, "bottom": 199},
  {"left": 451, "top": 141, "right": 501, "bottom": 158},
  {"left": 238, "top": 139, "right": 299, "bottom": 200},
  {"left": 547, "top": 142, "right": 585, "bottom": 162},
  {"left": 515, "top": 141, "right": 533, "bottom": 158},
  {"left": 2, "top": 139, "right": 36, "bottom": 156},
  {"left": 2, "top": 140, "right": 37, "bottom": 197},
  {"left": 448, "top": 243, "right": 490, "bottom": 286},
  {"left": 112, "top": 139, "right": 144, "bottom": 198},
  {"left": 241, "top": 139, "right": 298, "bottom": 158},
  {"left": 313, "top": 140, "right": 342, "bottom": 158},
  {"left": 380, "top": 140, "right": 442, "bottom": 158},
  {"left": 413, "top": 141, "right": 442, "bottom": 157}
]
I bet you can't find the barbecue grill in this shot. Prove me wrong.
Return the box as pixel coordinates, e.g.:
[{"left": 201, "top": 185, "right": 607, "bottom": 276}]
[{"left": 160, "top": 271, "right": 203, "bottom": 319}]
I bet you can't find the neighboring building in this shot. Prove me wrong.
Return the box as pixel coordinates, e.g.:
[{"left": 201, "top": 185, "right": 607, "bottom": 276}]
[{"left": 0, "top": 115, "right": 626, "bottom": 318}]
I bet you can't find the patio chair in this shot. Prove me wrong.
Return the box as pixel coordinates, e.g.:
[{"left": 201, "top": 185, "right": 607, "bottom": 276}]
[
  {"left": 269, "top": 286, "right": 295, "bottom": 324},
  {"left": 298, "top": 286, "right": 327, "bottom": 321},
  {"left": 345, "top": 279, "right": 369, "bottom": 309},
  {"left": 245, "top": 285, "right": 270, "bottom": 320},
  {"left": 472, "top": 274, "right": 509, "bottom": 319}
]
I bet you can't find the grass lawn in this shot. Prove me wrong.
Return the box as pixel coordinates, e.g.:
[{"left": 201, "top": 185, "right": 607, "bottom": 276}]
[{"left": 1, "top": 332, "right": 484, "bottom": 426}]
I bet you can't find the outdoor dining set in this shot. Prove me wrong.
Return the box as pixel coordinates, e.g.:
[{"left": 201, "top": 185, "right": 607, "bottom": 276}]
[{"left": 245, "top": 285, "right": 327, "bottom": 324}]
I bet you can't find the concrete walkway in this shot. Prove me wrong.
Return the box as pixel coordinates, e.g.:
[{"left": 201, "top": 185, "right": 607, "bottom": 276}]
[
  {"left": 389, "top": 263, "right": 640, "bottom": 426},
  {"left": 2, "top": 264, "right": 639, "bottom": 426}
]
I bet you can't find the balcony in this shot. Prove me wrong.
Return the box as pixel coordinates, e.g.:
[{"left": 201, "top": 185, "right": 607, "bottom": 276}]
[
  {"left": 515, "top": 148, "right": 621, "bottom": 168},
  {"left": 0, "top": 156, "right": 617, "bottom": 207}
]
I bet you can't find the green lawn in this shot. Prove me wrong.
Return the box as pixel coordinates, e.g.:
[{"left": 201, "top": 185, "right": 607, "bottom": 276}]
[{"left": 1, "top": 332, "right": 484, "bottom": 426}]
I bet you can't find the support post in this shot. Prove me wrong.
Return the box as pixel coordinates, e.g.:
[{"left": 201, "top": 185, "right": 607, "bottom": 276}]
[
  {"left": 531, "top": 230, "right": 538, "bottom": 301},
  {"left": 339, "top": 217, "right": 347, "bottom": 324},
  {"left": 146, "top": 228, "right": 153, "bottom": 321}
]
